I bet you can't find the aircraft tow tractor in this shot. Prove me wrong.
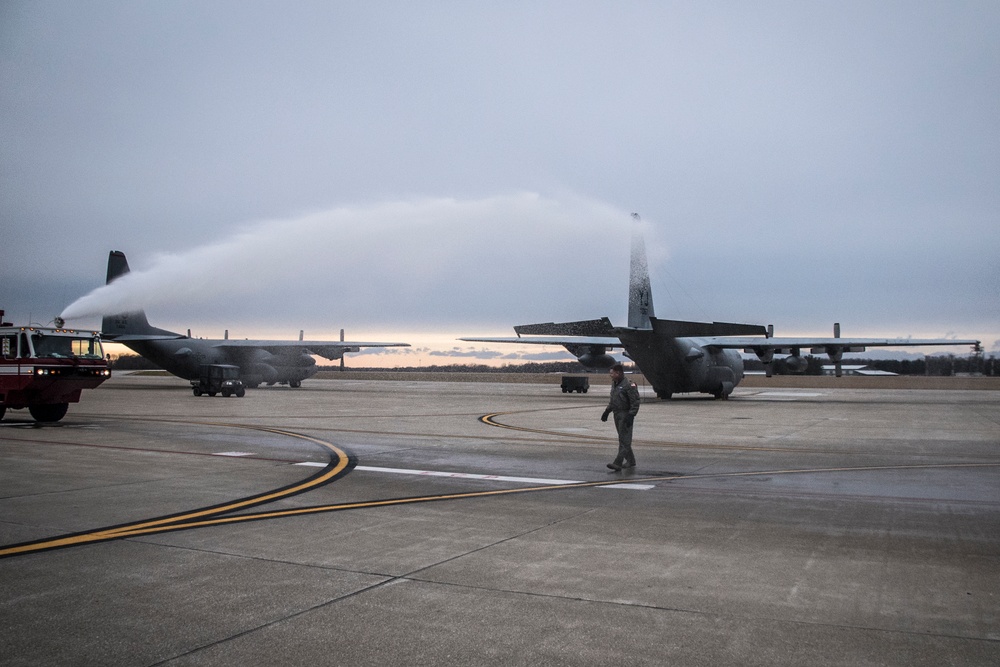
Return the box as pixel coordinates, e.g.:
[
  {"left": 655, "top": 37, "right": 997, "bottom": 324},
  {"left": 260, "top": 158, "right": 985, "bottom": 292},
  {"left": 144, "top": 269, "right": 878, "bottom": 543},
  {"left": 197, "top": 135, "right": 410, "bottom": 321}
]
[{"left": 191, "top": 364, "right": 246, "bottom": 397}]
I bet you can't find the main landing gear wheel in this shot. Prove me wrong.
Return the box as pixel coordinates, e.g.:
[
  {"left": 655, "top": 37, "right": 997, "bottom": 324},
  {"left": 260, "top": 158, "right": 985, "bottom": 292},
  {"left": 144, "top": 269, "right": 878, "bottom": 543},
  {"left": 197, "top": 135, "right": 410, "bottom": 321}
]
[{"left": 289, "top": 380, "right": 301, "bottom": 388}]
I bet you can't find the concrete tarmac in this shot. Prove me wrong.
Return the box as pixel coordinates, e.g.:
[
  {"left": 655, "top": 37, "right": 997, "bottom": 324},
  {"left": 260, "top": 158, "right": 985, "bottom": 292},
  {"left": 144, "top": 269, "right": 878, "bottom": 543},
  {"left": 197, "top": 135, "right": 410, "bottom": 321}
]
[{"left": 1, "top": 374, "right": 998, "bottom": 666}]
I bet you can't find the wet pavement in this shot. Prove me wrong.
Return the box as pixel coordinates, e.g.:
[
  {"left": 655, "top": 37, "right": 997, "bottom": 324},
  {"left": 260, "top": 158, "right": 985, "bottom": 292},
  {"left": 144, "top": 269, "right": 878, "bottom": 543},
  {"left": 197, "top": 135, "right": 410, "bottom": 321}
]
[{"left": 1, "top": 374, "right": 998, "bottom": 665}]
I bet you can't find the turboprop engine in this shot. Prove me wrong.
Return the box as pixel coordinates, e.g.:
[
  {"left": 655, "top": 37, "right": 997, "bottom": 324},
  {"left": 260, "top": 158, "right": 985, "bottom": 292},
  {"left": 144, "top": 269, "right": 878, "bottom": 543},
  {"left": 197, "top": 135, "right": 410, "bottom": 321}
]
[
  {"left": 578, "top": 352, "right": 616, "bottom": 368},
  {"left": 248, "top": 363, "right": 278, "bottom": 384},
  {"left": 565, "top": 344, "right": 616, "bottom": 369},
  {"left": 783, "top": 354, "right": 808, "bottom": 373}
]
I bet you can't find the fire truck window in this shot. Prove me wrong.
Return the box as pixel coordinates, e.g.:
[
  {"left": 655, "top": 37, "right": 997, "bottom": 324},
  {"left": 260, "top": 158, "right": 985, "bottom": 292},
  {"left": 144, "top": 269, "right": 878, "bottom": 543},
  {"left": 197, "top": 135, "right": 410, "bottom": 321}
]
[
  {"left": 32, "top": 334, "right": 73, "bottom": 358},
  {"left": 71, "top": 337, "right": 104, "bottom": 358},
  {"left": 20, "top": 333, "right": 30, "bottom": 358}
]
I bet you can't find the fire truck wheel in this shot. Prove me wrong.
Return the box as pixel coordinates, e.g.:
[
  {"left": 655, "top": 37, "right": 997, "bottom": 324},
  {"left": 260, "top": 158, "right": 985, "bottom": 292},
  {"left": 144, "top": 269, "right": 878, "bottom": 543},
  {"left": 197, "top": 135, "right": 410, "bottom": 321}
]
[{"left": 29, "top": 403, "right": 69, "bottom": 423}]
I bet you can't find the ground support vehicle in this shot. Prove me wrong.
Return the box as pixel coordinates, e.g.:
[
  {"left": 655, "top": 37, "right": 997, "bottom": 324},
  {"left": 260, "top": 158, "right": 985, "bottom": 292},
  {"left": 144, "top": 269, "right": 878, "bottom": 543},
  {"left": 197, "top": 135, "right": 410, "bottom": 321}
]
[
  {"left": 0, "top": 312, "right": 111, "bottom": 422},
  {"left": 561, "top": 375, "right": 590, "bottom": 393},
  {"left": 191, "top": 364, "right": 246, "bottom": 397}
]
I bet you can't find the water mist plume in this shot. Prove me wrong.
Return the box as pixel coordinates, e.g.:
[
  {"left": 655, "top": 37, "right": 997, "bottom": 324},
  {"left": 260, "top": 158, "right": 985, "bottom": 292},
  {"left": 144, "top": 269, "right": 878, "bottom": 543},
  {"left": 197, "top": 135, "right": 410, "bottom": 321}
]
[{"left": 60, "top": 193, "right": 655, "bottom": 328}]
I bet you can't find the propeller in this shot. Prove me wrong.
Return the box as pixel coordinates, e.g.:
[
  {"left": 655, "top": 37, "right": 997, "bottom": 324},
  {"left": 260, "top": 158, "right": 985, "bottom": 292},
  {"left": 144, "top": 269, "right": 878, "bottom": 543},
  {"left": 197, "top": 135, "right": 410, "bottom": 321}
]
[
  {"left": 765, "top": 324, "right": 774, "bottom": 377},
  {"left": 834, "top": 322, "right": 842, "bottom": 377}
]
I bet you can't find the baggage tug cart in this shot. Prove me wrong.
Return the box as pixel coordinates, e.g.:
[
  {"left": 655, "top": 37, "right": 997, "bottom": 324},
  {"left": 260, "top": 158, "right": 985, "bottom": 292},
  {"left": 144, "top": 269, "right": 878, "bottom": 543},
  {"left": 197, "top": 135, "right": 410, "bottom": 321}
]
[{"left": 560, "top": 375, "right": 590, "bottom": 393}]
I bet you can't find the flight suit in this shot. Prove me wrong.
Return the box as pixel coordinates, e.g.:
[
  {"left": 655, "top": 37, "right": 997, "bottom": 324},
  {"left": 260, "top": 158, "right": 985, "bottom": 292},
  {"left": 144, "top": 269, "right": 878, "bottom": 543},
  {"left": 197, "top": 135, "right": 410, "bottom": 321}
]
[{"left": 602, "top": 376, "right": 640, "bottom": 468}]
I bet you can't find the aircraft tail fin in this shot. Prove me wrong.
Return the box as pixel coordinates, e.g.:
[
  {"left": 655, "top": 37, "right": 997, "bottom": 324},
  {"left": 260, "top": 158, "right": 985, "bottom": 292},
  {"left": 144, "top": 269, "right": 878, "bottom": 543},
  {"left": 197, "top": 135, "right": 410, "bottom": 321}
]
[
  {"left": 101, "top": 251, "right": 181, "bottom": 340},
  {"left": 627, "top": 231, "right": 655, "bottom": 329},
  {"left": 105, "top": 249, "right": 132, "bottom": 286}
]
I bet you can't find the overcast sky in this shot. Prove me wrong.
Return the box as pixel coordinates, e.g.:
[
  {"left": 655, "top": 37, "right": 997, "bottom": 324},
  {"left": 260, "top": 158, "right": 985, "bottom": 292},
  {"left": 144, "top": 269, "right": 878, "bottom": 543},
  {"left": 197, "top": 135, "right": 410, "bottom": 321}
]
[{"left": 2, "top": 1, "right": 997, "bottom": 362}]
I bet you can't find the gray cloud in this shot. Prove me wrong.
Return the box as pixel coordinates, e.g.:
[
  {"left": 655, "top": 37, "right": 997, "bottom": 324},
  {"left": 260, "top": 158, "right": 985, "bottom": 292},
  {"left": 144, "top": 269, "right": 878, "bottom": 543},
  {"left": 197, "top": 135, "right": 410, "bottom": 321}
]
[{"left": 2, "top": 1, "right": 996, "bottom": 346}]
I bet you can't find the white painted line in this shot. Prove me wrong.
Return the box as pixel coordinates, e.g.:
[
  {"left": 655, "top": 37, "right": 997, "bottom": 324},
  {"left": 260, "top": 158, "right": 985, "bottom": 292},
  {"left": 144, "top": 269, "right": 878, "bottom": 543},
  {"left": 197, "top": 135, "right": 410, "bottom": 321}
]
[
  {"left": 358, "top": 465, "right": 585, "bottom": 486},
  {"left": 294, "top": 461, "right": 583, "bottom": 485},
  {"left": 213, "top": 451, "right": 255, "bottom": 457},
  {"left": 747, "top": 391, "right": 824, "bottom": 400},
  {"left": 294, "top": 462, "right": 655, "bottom": 490}
]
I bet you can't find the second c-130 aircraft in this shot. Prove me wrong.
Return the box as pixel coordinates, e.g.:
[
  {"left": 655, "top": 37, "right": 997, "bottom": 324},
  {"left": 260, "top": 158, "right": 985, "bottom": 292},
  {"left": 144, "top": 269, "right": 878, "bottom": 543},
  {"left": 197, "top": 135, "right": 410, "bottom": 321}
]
[
  {"left": 462, "top": 229, "right": 981, "bottom": 400},
  {"left": 100, "top": 251, "right": 408, "bottom": 387}
]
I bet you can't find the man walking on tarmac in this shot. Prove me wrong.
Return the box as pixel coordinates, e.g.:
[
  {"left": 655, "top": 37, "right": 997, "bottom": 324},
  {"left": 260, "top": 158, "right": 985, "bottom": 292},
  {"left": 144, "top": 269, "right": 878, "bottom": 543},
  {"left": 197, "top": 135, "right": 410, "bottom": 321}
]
[{"left": 601, "top": 363, "right": 641, "bottom": 471}]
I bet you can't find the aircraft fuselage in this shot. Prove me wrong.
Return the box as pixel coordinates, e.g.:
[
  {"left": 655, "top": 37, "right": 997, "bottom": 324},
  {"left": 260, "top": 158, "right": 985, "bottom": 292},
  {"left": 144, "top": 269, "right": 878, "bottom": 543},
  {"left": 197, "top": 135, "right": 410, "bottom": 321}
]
[
  {"left": 122, "top": 338, "right": 317, "bottom": 386},
  {"left": 616, "top": 330, "right": 744, "bottom": 399}
]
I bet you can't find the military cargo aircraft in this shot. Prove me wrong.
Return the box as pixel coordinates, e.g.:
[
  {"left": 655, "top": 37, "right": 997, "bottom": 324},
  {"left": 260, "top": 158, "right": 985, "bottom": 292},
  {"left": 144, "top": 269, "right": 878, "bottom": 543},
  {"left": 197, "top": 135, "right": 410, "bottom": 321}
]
[
  {"left": 462, "top": 231, "right": 981, "bottom": 399},
  {"left": 100, "top": 251, "right": 408, "bottom": 387}
]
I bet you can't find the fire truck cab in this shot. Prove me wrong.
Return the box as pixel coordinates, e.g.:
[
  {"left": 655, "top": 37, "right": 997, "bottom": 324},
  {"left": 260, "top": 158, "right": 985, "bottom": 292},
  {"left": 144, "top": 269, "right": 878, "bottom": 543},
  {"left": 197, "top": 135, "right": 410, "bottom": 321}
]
[{"left": 0, "top": 310, "right": 111, "bottom": 422}]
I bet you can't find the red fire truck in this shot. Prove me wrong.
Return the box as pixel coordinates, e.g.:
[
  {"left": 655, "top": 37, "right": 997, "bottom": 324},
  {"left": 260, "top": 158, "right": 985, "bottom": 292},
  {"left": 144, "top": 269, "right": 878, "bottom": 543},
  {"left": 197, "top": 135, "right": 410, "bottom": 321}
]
[{"left": 0, "top": 310, "right": 111, "bottom": 422}]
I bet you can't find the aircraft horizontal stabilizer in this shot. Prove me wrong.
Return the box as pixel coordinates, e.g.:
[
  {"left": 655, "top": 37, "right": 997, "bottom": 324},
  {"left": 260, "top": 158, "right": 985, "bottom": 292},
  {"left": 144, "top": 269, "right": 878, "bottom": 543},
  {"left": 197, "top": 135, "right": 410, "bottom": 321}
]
[
  {"left": 514, "top": 318, "right": 615, "bottom": 337},
  {"left": 460, "top": 335, "right": 623, "bottom": 348},
  {"left": 648, "top": 319, "right": 767, "bottom": 338}
]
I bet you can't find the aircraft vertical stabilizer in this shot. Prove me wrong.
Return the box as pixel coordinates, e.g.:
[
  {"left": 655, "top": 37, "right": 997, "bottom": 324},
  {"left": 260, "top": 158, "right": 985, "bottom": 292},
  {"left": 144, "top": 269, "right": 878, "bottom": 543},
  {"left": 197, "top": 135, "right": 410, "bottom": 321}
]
[
  {"left": 101, "top": 251, "right": 179, "bottom": 339},
  {"left": 627, "top": 232, "right": 655, "bottom": 329}
]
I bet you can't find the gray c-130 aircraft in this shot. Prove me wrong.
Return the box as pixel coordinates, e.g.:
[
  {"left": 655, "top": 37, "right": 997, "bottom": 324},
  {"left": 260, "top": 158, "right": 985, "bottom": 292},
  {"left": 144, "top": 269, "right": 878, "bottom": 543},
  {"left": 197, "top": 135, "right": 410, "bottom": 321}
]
[
  {"left": 100, "top": 251, "right": 408, "bottom": 387},
  {"left": 462, "top": 231, "right": 981, "bottom": 399}
]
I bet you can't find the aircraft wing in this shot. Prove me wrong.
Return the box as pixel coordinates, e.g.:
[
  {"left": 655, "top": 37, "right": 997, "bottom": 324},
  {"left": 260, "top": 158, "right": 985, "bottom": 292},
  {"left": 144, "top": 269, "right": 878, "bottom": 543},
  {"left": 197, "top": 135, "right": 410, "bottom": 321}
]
[
  {"left": 213, "top": 339, "right": 409, "bottom": 361},
  {"left": 695, "top": 336, "right": 981, "bottom": 353},
  {"left": 461, "top": 333, "right": 981, "bottom": 355},
  {"left": 459, "top": 336, "right": 624, "bottom": 348},
  {"left": 103, "top": 333, "right": 186, "bottom": 341}
]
